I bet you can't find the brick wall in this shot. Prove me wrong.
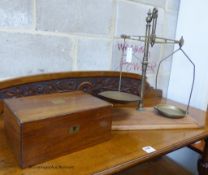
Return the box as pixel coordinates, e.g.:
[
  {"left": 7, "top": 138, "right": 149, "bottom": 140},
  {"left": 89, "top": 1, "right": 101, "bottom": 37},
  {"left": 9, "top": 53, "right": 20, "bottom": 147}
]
[{"left": 0, "top": 0, "right": 180, "bottom": 96}]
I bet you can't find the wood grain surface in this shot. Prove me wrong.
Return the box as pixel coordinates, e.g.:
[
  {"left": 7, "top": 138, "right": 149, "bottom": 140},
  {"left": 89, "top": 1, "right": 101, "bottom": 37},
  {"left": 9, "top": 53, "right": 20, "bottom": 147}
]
[
  {"left": 4, "top": 91, "right": 112, "bottom": 123},
  {"left": 0, "top": 98, "right": 208, "bottom": 174},
  {"left": 112, "top": 107, "right": 200, "bottom": 130}
]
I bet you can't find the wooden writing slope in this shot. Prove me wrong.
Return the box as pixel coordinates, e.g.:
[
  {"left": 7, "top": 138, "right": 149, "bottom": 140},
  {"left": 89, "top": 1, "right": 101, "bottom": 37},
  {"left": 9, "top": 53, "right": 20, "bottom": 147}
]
[
  {"left": 0, "top": 71, "right": 208, "bottom": 175},
  {"left": 3, "top": 91, "right": 112, "bottom": 168}
]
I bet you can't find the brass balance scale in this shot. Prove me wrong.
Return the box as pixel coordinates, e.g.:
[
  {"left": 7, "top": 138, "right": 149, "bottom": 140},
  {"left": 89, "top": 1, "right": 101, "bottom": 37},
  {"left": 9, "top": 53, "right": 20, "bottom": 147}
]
[{"left": 99, "top": 8, "right": 195, "bottom": 118}]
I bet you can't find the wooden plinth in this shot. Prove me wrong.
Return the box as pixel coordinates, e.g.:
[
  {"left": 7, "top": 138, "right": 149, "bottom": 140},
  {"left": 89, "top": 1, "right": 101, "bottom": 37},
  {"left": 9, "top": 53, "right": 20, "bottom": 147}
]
[{"left": 112, "top": 107, "right": 200, "bottom": 130}]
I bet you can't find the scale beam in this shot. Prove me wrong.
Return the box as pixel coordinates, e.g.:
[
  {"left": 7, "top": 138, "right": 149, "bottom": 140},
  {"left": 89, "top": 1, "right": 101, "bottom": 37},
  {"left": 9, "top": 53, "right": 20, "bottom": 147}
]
[{"left": 120, "top": 34, "right": 184, "bottom": 48}]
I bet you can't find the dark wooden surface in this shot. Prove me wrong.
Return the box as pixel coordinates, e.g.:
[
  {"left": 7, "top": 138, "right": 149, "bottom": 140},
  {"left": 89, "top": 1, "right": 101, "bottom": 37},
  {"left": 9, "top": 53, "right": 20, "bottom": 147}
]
[
  {"left": 3, "top": 91, "right": 112, "bottom": 168},
  {"left": 0, "top": 71, "right": 161, "bottom": 100}
]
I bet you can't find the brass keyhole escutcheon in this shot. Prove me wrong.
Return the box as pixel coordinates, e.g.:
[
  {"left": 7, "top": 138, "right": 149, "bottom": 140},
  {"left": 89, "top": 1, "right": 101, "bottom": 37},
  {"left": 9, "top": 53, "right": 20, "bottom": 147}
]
[{"left": 69, "top": 125, "right": 80, "bottom": 135}]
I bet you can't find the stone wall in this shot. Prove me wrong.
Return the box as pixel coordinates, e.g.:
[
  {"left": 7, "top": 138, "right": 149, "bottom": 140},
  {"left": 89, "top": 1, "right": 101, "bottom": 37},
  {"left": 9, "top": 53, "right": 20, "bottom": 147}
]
[{"left": 0, "top": 0, "right": 180, "bottom": 96}]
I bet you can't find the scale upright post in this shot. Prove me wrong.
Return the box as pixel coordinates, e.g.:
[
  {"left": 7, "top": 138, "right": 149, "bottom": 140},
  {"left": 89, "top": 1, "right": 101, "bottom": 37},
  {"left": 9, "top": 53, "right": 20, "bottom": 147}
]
[{"left": 138, "top": 8, "right": 158, "bottom": 111}]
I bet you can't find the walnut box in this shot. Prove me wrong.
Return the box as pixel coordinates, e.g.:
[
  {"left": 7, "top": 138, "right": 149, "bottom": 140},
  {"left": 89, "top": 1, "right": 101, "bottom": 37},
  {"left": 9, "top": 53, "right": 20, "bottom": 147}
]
[{"left": 3, "top": 91, "right": 112, "bottom": 168}]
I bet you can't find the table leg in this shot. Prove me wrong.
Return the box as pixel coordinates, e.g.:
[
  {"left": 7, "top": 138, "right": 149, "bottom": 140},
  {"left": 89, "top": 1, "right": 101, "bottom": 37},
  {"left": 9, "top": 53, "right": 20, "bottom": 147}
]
[{"left": 198, "top": 138, "right": 208, "bottom": 175}]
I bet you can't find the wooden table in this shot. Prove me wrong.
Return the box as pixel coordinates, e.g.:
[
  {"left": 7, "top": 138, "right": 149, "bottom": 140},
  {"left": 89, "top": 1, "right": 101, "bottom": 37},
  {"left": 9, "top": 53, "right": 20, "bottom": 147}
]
[{"left": 0, "top": 99, "right": 208, "bottom": 175}]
